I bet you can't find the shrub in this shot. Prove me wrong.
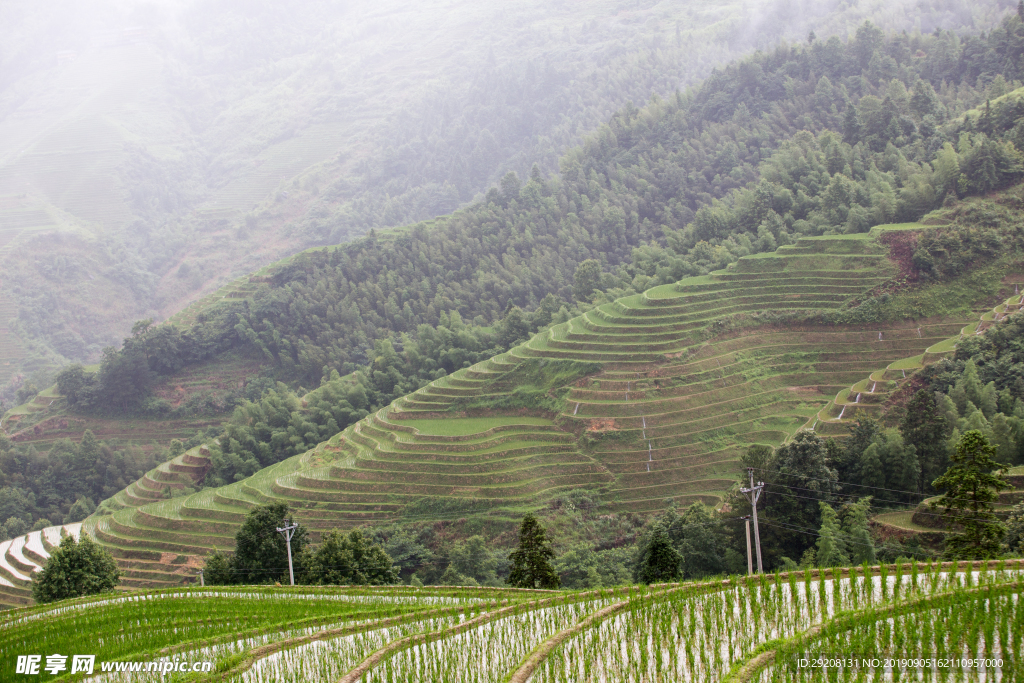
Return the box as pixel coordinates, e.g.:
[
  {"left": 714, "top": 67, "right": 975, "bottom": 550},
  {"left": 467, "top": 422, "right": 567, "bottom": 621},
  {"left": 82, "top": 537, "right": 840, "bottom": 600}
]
[{"left": 31, "top": 535, "right": 120, "bottom": 603}]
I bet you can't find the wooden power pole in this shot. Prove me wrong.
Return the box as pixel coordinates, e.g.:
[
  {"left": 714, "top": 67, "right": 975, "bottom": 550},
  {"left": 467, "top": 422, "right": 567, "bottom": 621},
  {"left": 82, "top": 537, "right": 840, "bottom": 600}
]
[{"left": 742, "top": 515, "right": 753, "bottom": 576}]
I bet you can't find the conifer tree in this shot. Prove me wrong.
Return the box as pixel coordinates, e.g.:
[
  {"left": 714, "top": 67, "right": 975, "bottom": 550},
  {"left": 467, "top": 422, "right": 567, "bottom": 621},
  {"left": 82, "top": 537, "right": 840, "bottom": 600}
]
[
  {"left": 933, "top": 430, "right": 1010, "bottom": 560},
  {"left": 507, "top": 514, "right": 560, "bottom": 589},
  {"left": 900, "top": 390, "right": 953, "bottom": 492},
  {"left": 842, "top": 498, "right": 876, "bottom": 565},
  {"left": 634, "top": 523, "right": 683, "bottom": 584},
  {"left": 815, "top": 503, "right": 850, "bottom": 567}
]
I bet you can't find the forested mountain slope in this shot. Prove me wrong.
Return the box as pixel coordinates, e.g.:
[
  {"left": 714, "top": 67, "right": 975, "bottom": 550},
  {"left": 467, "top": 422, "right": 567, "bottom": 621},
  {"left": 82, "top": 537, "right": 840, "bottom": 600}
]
[
  {"left": 7, "top": 13, "right": 1024, "bottom": 530},
  {"left": 5, "top": 14, "right": 1024, "bottom": 601},
  {"left": 0, "top": 0, "right": 1014, "bottom": 403},
  {"left": 2, "top": 214, "right": 1022, "bottom": 605}
]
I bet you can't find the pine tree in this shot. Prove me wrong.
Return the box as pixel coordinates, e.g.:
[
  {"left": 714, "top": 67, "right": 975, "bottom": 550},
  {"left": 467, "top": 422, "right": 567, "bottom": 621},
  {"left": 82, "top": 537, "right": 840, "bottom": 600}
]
[
  {"left": 634, "top": 523, "right": 683, "bottom": 584},
  {"left": 932, "top": 430, "right": 1011, "bottom": 560},
  {"left": 815, "top": 503, "right": 850, "bottom": 568},
  {"left": 991, "top": 413, "right": 1016, "bottom": 463},
  {"left": 507, "top": 514, "right": 560, "bottom": 589},
  {"left": 842, "top": 498, "right": 876, "bottom": 565},
  {"left": 858, "top": 443, "right": 885, "bottom": 491},
  {"left": 979, "top": 381, "right": 999, "bottom": 419},
  {"left": 900, "top": 390, "right": 953, "bottom": 492},
  {"left": 843, "top": 104, "right": 861, "bottom": 145}
]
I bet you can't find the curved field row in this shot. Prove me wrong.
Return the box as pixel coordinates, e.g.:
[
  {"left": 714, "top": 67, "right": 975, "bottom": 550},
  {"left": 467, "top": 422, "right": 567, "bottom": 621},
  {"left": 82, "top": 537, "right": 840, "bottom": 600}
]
[{"left": 4, "top": 562, "right": 1018, "bottom": 682}]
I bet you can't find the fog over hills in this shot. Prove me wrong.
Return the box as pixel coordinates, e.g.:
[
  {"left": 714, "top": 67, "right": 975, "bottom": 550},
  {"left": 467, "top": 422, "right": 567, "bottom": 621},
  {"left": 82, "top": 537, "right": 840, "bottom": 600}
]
[{"left": 0, "top": 0, "right": 1013, "bottom": 402}]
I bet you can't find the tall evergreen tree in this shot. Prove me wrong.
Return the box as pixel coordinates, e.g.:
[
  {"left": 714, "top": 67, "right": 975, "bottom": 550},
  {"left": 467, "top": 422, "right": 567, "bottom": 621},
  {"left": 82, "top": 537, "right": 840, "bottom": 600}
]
[
  {"left": 900, "top": 390, "right": 953, "bottom": 492},
  {"left": 507, "top": 514, "right": 560, "bottom": 589},
  {"left": 932, "top": 430, "right": 1011, "bottom": 560},
  {"left": 842, "top": 498, "right": 876, "bottom": 565},
  {"left": 634, "top": 522, "right": 683, "bottom": 584},
  {"left": 815, "top": 503, "right": 850, "bottom": 567}
]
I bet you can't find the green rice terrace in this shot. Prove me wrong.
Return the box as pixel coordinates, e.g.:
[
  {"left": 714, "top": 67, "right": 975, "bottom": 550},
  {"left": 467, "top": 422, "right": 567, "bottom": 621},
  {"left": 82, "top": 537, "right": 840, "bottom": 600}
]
[
  {"left": 0, "top": 560, "right": 1020, "bottom": 681},
  {"left": 1, "top": 225, "right": 1021, "bottom": 610}
]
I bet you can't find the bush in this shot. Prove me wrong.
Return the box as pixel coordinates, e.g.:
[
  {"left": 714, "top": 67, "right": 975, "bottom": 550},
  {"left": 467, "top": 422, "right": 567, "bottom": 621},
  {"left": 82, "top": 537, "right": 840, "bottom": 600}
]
[{"left": 31, "top": 535, "right": 120, "bottom": 603}]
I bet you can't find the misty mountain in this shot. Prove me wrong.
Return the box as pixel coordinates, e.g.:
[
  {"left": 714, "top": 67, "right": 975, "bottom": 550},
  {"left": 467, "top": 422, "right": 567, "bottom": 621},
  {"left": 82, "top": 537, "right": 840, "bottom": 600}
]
[{"left": 0, "top": 0, "right": 1014, "bottom": 404}]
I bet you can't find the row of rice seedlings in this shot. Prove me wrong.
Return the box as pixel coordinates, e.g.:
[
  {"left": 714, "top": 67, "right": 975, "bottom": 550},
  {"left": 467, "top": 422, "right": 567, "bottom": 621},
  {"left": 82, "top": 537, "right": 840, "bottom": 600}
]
[
  {"left": 235, "top": 597, "right": 527, "bottom": 683},
  {"left": 0, "top": 585, "right": 498, "bottom": 630},
  {"left": 534, "top": 563, "right": 1022, "bottom": 683},
  {"left": 0, "top": 590, "right": 441, "bottom": 669},
  {"left": 761, "top": 585, "right": 1024, "bottom": 682},
  {"left": 97, "top": 613, "right": 471, "bottom": 683},
  {"left": 364, "top": 595, "right": 620, "bottom": 683}
]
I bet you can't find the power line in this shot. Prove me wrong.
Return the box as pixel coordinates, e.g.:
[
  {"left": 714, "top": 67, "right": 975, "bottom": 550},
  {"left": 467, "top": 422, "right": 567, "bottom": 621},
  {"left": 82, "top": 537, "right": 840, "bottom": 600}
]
[
  {"left": 748, "top": 466, "right": 1011, "bottom": 508},
  {"left": 759, "top": 483, "right": 995, "bottom": 524},
  {"left": 758, "top": 519, "right": 938, "bottom": 558},
  {"left": 762, "top": 481, "right": 921, "bottom": 509}
]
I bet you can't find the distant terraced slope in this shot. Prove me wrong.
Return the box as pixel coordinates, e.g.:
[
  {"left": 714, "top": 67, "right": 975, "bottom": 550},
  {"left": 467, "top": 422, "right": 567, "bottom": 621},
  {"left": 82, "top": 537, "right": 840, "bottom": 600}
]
[{"left": 1, "top": 226, "right": 1007, "bottom": 606}]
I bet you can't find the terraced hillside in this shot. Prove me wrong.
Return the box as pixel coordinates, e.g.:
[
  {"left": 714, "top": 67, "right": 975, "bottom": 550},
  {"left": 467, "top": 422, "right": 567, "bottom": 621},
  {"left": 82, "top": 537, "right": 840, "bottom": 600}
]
[{"left": 0, "top": 226, "right": 1014, "bottom": 606}]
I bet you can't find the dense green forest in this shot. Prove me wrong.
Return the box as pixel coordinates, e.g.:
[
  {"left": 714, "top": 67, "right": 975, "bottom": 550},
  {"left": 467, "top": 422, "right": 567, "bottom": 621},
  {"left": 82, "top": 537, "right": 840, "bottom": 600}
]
[
  {"left": 40, "top": 14, "right": 1024, "bottom": 487},
  {"left": 7, "top": 0, "right": 1004, "bottom": 405},
  {"left": 0, "top": 430, "right": 172, "bottom": 540},
  {"left": 6, "top": 13, "right": 1024, "bottom": 563}
]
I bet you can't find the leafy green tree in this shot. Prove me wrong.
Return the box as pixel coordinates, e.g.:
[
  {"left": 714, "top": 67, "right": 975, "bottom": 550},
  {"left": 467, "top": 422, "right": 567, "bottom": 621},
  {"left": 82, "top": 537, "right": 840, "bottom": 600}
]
[
  {"left": 31, "top": 534, "right": 120, "bottom": 603},
  {"left": 64, "top": 497, "right": 95, "bottom": 524},
  {"left": 15, "top": 381, "right": 39, "bottom": 406},
  {"left": 572, "top": 259, "right": 602, "bottom": 302},
  {"left": 232, "top": 503, "right": 308, "bottom": 584},
  {"left": 900, "top": 390, "right": 953, "bottom": 492},
  {"left": 663, "top": 502, "right": 726, "bottom": 579},
  {"left": 498, "top": 306, "right": 531, "bottom": 348},
  {"left": 837, "top": 419, "right": 880, "bottom": 482},
  {"left": 553, "top": 544, "right": 604, "bottom": 589},
  {"left": 507, "top": 513, "right": 560, "bottom": 589},
  {"left": 449, "top": 535, "right": 497, "bottom": 584},
  {"left": 755, "top": 432, "right": 840, "bottom": 568},
  {"left": 55, "top": 364, "right": 97, "bottom": 408},
  {"left": 203, "top": 551, "right": 235, "bottom": 585},
  {"left": 3, "top": 516, "right": 28, "bottom": 539},
  {"left": 858, "top": 429, "right": 919, "bottom": 502},
  {"left": 303, "top": 530, "right": 398, "bottom": 586},
  {"left": 438, "top": 564, "right": 477, "bottom": 586},
  {"left": 633, "top": 523, "right": 683, "bottom": 584},
  {"left": 932, "top": 430, "right": 1011, "bottom": 560}
]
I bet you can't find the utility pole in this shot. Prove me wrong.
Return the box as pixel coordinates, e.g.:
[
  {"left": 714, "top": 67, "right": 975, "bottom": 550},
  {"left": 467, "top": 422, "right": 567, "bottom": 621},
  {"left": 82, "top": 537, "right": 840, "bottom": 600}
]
[
  {"left": 198, "top": 568, "right": 204, "bottom": 587},
  {"left": 741, "top": 515, "right": 752, "bottom": 576},
  {"left": 276, "top": 520, "right": 299, "bottom": 586},
  {"left": 741, "top": 468, "right": 764, "bottom": 573}
]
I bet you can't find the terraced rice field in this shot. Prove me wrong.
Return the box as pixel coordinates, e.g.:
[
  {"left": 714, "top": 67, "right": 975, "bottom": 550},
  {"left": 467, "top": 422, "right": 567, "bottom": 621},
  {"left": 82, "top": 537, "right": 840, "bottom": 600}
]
[
  {"left": 164, "top": 275, "right": 265, "bottom": 328},
  {"left": 1, "top": 226, "right": 1016, "bottom": 605},
  {"left": 1, "top": 562, "right": 1019, "bottom": 681},
  {"left": 0, "top": 201, "right": 60, "bottom": 259}
]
